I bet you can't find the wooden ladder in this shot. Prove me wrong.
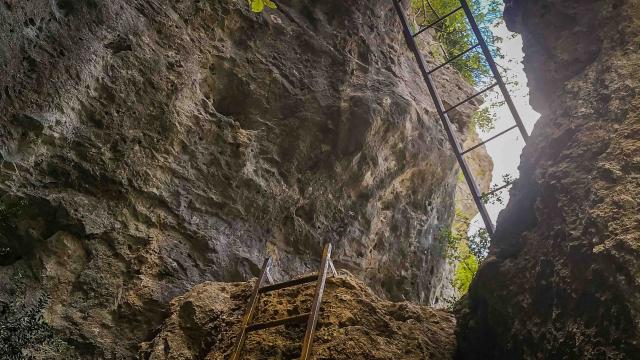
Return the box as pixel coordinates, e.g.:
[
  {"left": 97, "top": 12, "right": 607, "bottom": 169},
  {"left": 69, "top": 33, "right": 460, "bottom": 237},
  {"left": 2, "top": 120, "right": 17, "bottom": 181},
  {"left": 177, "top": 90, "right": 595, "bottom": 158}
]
[{"left": 230, "top": 243, "right": 338, "bottom": 360}]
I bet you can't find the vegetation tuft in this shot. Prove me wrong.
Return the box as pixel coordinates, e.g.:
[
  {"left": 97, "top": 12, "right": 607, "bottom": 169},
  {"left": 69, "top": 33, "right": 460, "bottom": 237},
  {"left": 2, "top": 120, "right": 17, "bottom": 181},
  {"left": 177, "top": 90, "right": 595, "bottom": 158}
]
[
  {"left": 0, "top": 291, "right": 73, "bottom": 358},
  {"left": 439, "top": 211, "right": 490, "bottom": 296},
  {"left": 247, "top": 0, "right": 277, "bottom": 13},
  {"left": 0, "top": 296, "right": 52, "bottom": 356},
  {"left": 0, "top": 198, "right": 27, "bottom": 265}
]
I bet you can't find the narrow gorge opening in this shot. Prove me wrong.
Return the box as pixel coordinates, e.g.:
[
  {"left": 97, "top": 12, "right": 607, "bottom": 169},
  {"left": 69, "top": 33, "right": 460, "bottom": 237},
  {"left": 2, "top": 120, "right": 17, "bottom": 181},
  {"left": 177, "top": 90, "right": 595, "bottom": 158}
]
[
  {"left": 404, "top": 0, "right": 542, "bottom": 302},
  {"left": 1, "top": 0, "right": 638, "bottom": 359}
]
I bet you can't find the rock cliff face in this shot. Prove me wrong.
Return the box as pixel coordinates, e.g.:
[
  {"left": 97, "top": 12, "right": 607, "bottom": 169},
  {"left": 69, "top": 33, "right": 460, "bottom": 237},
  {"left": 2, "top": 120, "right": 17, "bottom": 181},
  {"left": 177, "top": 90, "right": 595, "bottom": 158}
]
[
  {"left": 0, "top": 0, "right": 488, "bottom": 357},
  {"left": 141, "top": 273, "right": 456, "bottom": 359},
  {"left": 457, "top": 0, "right": 640, "bottom": 358}
]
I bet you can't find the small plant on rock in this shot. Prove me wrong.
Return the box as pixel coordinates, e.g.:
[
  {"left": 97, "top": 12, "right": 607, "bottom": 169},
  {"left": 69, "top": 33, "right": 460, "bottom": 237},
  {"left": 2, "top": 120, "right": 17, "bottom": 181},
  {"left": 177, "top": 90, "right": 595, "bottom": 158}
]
[{"left": 247, "top": 0, "right": 277, "bottom": 12}]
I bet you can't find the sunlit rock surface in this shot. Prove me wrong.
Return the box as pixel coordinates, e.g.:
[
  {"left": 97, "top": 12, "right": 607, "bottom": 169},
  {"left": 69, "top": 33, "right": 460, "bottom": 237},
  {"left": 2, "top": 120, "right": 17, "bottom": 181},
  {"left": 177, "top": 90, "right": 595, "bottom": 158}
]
[{"left": 457, "top": 0, "right": 640, "bottom": 358}]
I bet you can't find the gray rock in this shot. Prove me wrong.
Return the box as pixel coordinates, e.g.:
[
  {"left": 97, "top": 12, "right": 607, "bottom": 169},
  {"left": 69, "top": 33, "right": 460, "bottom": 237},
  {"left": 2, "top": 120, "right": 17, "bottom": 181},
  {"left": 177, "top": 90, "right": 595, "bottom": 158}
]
[
  {"left": 457, "top": 0, "right": 640, "bottom": 358},
  {"left": 0, "top": 0, "right": 487, "bottom": 357}
]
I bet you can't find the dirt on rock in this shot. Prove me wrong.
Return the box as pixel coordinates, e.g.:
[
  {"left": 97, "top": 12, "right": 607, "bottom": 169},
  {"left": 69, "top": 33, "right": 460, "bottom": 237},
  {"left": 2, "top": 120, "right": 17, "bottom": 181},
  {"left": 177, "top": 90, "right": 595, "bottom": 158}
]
[{"left": 141, "top": 273, "right": 455, "bottom": 360}]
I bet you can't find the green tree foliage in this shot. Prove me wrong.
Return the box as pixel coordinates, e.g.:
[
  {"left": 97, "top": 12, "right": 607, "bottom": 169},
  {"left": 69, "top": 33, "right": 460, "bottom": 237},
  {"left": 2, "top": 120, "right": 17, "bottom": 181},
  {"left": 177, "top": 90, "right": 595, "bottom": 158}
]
[
  {"left": 481, "top": 173, "right": 515, "bottom": 205},
  {"left": 439, "top": 224, "right": 489, "bottom": 263},
  {"left": 410, "top": 0, "right": 504, "bottom": 85},
  {"left": 411, "top": 0, "right": 515, "bottom": 133},
  {"left": 438, "top": 210, "right": 491, "bottom": 297},
  {"left": 248, "top": 0, "right": 277, "bottom": 13},
  {"left": 453, "top": 244, "right": 478, "bottom": 294}
]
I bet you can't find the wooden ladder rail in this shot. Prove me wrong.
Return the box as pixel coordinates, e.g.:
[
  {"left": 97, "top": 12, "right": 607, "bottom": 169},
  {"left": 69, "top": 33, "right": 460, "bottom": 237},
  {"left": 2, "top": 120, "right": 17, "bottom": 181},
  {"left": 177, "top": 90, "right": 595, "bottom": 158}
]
[
  {"left": 300, "top": 243, "right": 332, "bottom": 359},
  {"left": 230, "top": 243, "right": 336, "bottom": 360},
  {"left": 230, "top": 257, "right": 272, "bottom": 360}
]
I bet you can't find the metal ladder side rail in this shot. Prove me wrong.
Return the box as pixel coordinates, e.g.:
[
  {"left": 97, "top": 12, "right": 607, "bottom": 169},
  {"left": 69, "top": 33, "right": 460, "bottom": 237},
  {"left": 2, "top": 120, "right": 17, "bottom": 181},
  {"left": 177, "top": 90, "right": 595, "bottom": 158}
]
[
  {"left": 413, "top": 0, "right": 530, "bottom": 149},
  {"left": 231, "top": 243, "right": 337, "bottom": 360},
  {"left": 458, "top": 0, "right": 529, "bottom": 143},
  {"left": 392, "top": 0, "right": 531, "bottom": 235},
  {"left": 392, "top": 0, "right": 496, "bottom": 236}
]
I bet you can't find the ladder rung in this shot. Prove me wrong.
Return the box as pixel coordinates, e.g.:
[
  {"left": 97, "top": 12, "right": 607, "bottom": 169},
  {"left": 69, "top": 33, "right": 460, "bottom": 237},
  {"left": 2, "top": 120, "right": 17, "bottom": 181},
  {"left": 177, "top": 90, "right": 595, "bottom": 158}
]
[
  {"left": 265, "top": 267, "right": 274, "bottom": 285},
  {"left": 444, "top": 82, "right": 498, "bottom": 113},
  {"left": 429, "top": 43, "right": 480, "bottom": 75},
  {"left": 413, "top": 6, "right": 463, "bottom": 37},
  {"left": 259, "top": 274, "right": 318, "bottom": 293},
  {"left": 461, "top": 125, "right": 518, "bottom": 155},
  {"left": 246, "top": 313, "right": 310, "bottom": 332},
  {"left": 482, "top": 181, "right": 515, "bottom": 198}
]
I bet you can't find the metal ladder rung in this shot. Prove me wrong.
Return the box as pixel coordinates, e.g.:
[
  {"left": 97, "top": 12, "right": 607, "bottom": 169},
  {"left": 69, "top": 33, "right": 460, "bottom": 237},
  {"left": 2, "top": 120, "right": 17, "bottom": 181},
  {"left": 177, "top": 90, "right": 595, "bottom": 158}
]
[
  {"left": 444, "top": 82, "right": 498, "bottom": 113},
  {"left": 413, "top": 5, "right": 463, "bottom": 37},
  {"left": 482, "top": 181, "right": 515, "bottom": 198},
  {"left": 393, "top": 0, "right": 530, "bottom": 238},
  {"left": 429, "top": 43, "right": 480, "bottom": 75},
  {"left": 246, "top": 313, "right": 311, "bottom": 333},
  {"left": 461, "top": 125, "right": 518, "bottom": 155},
  {"left": 259, "top": 274, "right": 318, "bottom": 293}
]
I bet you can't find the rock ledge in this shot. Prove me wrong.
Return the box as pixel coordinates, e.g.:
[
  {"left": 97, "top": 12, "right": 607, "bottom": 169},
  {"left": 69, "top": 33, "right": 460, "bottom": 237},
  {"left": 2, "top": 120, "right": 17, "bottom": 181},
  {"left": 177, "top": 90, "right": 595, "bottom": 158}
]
[{"left": 142, "top": 273, "right": 455, "bottom": 360}]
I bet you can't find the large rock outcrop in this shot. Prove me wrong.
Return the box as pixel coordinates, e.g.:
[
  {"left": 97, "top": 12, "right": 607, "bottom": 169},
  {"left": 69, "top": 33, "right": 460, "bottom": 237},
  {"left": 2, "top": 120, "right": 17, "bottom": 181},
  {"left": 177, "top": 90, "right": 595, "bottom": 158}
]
[
  {"left": 0, "top": 0, "right": 488, "bottom": 357},
  {"left": 140, "top": 273, "right": 455, "bottom": 359},
  {"left": 457, "top": 0, "right": 640, "bottom": 358}
]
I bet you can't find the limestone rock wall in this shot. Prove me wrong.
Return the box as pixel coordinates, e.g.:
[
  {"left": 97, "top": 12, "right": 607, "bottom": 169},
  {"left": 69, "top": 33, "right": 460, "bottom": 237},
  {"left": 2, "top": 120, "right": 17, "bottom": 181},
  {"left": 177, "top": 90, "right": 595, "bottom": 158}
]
[
  {"left": 456, "top": 0, "right": 640, "bottom": 358},
  {"left": 0, "top": 0, "right": 487, "bottom": 357}
]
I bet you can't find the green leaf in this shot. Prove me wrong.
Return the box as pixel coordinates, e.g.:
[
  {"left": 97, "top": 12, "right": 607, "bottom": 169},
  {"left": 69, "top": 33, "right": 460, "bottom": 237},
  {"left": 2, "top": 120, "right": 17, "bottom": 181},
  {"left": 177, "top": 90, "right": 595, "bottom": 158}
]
[
  {"left": 264, "top": 0, "right": 277, "bottom": 9},
  {"left": 250, "top": 0, "right": 264, "bottom": 12}
]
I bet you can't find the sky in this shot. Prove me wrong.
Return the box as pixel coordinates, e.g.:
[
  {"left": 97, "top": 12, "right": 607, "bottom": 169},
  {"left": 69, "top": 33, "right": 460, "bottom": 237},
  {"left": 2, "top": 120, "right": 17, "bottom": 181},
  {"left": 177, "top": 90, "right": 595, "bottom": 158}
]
[{"left": 467, "top": 19, "right": 541, "bottom": 234}]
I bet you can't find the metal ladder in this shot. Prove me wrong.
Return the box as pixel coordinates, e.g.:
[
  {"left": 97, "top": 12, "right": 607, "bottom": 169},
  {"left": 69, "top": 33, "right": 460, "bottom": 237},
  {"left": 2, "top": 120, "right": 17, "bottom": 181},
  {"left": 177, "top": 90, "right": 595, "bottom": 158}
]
[
  {"left": 391, "top": 0, "right": 529, "bottom": 237},
  {"left": 231, "top": 243, "right": 338, "bottom": 360}
]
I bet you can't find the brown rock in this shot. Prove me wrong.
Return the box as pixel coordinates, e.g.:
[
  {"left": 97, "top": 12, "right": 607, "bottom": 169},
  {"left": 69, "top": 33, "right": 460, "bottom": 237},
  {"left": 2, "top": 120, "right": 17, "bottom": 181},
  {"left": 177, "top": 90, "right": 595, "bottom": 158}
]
[{"left": 141, "top": 273, "right": 455, "bottom": 360}]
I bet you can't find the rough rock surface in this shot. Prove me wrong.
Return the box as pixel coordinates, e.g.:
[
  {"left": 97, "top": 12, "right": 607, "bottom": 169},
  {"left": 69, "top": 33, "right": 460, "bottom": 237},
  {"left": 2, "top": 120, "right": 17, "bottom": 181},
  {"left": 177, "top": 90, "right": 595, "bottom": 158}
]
[
  {"left": 141, "top": 273, "right": 455, "bottom": 360},
  {"left": 0, "top": 0, "right": 488, "bottom": 357},
  {"left": 457, "top": 0, "right": 640, "bottom": 358},
  {"left": 454, "top": 130, "right": 493, "bottom": 227}
]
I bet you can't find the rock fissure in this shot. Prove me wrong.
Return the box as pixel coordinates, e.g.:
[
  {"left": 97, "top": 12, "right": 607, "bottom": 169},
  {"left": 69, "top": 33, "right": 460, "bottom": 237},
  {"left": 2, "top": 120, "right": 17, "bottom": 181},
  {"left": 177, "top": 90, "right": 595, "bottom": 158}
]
[{"left": 456, "top": 0, "right": 640, "bottom": 358}]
